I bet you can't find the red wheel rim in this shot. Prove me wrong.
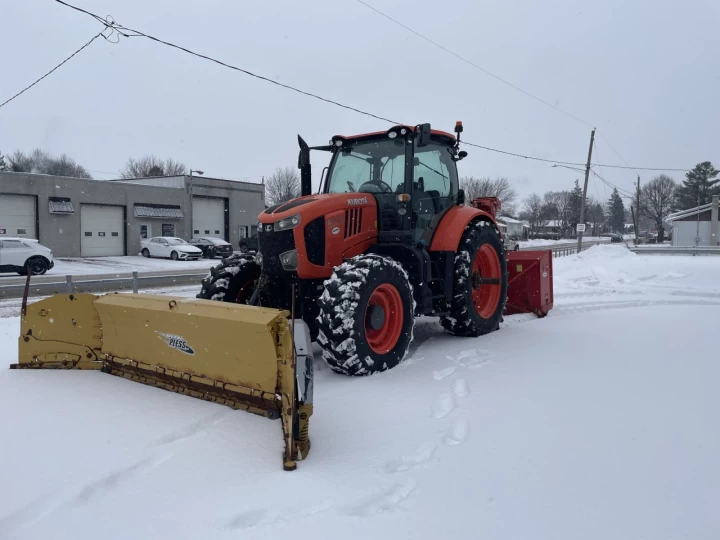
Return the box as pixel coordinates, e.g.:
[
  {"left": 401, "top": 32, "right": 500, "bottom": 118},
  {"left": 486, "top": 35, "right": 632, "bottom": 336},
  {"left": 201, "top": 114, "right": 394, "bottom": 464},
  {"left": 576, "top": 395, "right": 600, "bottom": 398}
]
[
  {"left": 471, "top": 245, "right": 502, "bottom": 318},
  {"left": 364, "top": 283, "right": 404, "bottom": 354},
  {"left": 235, "top": 280, "right": 255, "bottom": 303}
]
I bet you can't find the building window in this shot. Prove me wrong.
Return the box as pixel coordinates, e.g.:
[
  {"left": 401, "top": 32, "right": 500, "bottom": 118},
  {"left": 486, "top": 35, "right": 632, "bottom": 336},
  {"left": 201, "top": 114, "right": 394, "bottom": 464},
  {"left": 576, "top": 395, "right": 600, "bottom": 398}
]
[
  {"left": 98, "top": 232, "right": 106, "bottom": 237},
  {"left": 194, "top": 229, "right": 199, "bottom": 234},
  {"left": 17, "top": 229, "right": 26, "bottom": 235},
  {"left": 162, "top": 223, "right": 175, "bottom": 236},
  {"left": 140, "top": 225, "right": 148, "bottom": 239},
  {"left": 239, "top": 226, "right": 249, "bottom": 239},
  {"left": 111, "top": 232, "right": 119, "bottom": 237},
  {"left": 85, "top": 232, "right": 92, "bottom": 236},
  {"left": 48, "top": 197, "right": 74, "bottom": 214},
  {"left": 215, "top": 230, "right": 220, "bottom": 235},
  {"left": 204, "top": 230, "right": 210, "bottom": 234}
]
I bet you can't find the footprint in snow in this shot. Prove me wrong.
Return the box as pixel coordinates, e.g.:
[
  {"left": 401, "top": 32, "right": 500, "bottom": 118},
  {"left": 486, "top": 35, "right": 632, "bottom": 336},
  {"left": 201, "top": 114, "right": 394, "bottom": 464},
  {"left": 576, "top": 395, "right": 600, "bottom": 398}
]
[
  {"left": 452, "top": 378, "right": 470, "bottom": 399},
  {"left": 432, "top": 365, "right": 458, "bottom": 380},
  {"left": 385, "top": 442, "right": 438, "bottom": 473},
  {"left": 342, "top": 480, "right": 417, "bottom": 517},
  {"left": 228, "top": 502, "right": 334, "bottom": 529},
  {"left": 431, "top": 392, "right": 456, "bottom": 419},
  {"left": 455, "top": 348, "right": 492, "bottom": 368},
  {"left": 443, "top": 417, "right": 470, "bottom": 446}
]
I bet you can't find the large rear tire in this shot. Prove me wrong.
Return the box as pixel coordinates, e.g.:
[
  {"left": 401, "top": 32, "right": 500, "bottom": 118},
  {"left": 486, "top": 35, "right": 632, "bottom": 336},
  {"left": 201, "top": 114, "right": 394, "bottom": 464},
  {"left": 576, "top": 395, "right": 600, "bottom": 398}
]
[
  {"left": 196, "top": 255, "right": 261, "bottom": 303},
  {"left": 317, "top": 254, "right": 414, "bottom": 376},
  {"left": 441, "top": 220, "right": 507, "bottom": 337}
]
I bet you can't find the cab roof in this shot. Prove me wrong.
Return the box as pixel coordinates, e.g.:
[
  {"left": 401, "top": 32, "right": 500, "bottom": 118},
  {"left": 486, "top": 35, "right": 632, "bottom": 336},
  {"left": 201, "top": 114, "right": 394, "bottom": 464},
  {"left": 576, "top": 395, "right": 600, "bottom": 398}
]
[{"left": 332, "top": 124, "right": 456, "bottom": 144}]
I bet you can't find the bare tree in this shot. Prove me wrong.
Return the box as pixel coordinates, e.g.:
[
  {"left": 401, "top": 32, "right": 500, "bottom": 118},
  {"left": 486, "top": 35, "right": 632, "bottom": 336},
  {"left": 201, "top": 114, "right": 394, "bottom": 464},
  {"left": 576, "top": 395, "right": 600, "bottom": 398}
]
[
  {"left": 544, "top": 190, "right": 573, "bottom": 237},
  {"left": 459, "top": 176, "right": 517, "bottom": 215},
  {"left": 7, "top": 148, "right": 93, "bottom": 178},
  {"left": 121, "top": 155, "right": 187, "bottom": 178},
  {"left": 586, "top": 196, "right": 605, "bottom": 236},
  {"left": 519, "top": 193, "right": 551, "bottom": 238},
  {"left": 265, "top": 166, "right": 301, "bottom": 206},
  {"left": 640, "top": 175, "right": 676, "bottom": 241}
]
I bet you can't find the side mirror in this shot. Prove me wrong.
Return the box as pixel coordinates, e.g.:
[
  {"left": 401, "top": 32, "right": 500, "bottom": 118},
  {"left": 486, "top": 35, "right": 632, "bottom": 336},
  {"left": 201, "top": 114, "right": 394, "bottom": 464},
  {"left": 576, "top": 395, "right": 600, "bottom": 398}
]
[
  {"left": 416, "top": 123, "right": 431, "bottom": 147},
  {"left": 457, "top": 188, "right": 465, "bottom": 206}
]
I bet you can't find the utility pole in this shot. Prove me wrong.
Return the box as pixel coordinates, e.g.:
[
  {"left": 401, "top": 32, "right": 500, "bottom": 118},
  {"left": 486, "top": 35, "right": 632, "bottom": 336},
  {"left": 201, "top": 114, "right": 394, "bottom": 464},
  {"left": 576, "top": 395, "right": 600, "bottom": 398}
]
[
  {"left": 577, "top": 128, "right": 595, "bottom": 253},
  {"left": 635, "top": 175, "right": 641, "bottom": 245}
]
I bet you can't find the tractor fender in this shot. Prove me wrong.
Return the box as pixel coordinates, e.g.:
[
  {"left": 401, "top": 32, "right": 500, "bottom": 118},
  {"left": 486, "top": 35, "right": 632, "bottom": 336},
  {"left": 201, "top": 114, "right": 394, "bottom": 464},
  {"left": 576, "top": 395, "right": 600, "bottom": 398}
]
[{"left": 429, "top": 206, "right": 497, "bottom": 253}]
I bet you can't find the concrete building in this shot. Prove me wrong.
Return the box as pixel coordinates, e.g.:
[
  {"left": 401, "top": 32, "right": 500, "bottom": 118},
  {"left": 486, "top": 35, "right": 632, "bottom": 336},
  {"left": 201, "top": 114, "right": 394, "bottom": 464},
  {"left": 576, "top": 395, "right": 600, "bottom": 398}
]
[
  {"left": 0, "top": 171, "right": 265, "bottom": 257},
  {"left": 666, "top": 195, "right": 720, "bottom": 247}
]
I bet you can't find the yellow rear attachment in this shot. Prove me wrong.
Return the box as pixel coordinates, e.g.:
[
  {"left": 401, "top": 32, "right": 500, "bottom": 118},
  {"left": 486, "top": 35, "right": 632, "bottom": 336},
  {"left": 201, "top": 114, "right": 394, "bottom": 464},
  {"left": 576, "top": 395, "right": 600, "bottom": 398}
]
[{"left": 12, "top": 293, "right": 314, "bottom": 471}]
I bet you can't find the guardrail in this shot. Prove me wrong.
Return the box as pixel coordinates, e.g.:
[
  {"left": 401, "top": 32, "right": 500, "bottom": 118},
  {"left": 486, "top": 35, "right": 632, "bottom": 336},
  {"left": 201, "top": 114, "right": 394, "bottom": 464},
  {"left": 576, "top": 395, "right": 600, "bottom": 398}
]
[
  {"left": 629, "top": 246, "right": 720, "bottom": 256},
  {"left": 522, "top": 241, "right": 605, "bottom": 258},
  {"left": 0, "top": 271, "right": 207, "bottom": 299}
]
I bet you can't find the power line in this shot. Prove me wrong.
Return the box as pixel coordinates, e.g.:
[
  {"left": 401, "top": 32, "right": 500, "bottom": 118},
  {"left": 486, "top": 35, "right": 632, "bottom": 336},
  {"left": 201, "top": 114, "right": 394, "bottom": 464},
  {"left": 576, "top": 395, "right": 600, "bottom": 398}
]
[
  {"left": 355, "top": 1, "right": 692, "bottom": 173},
  {"left": 55, "top": 1, "right": 400, "bottom": 125},
  {"left": 0, "top": 31, "right": 105, "bottom": 110},
  {"left": 462, "top": 141, "right": 586, "bottom": 166},
  {"left": 54, "top": 1, "right": 693, "bottom": 173},
  {"left": 355, "top": 0, "right": 595, "bottom": 129}
]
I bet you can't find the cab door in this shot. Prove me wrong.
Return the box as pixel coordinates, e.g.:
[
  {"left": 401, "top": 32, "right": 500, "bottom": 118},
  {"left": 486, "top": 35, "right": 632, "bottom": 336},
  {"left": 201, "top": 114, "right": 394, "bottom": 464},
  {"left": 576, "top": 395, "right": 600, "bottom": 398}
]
[{"left": 412, "top": 142, "right": 459, "bottom": 244}]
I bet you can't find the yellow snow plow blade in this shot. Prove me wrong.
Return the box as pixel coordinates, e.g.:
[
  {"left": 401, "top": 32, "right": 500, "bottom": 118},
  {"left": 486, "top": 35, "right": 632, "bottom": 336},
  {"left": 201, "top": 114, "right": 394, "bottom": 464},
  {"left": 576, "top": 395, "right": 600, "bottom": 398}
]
[{"left": 12, "top": 293, "right": 313, "bottom": 471}]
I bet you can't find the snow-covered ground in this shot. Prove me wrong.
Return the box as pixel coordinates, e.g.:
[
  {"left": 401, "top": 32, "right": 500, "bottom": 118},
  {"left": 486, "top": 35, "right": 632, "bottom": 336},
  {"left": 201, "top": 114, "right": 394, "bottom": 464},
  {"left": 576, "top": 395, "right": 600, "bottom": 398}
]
[
  {"left": 0, "top": 256, "right": 219, "bottom": 279},
  {"left": 1, "top": 245, "right": 719, "bottom": 539}
]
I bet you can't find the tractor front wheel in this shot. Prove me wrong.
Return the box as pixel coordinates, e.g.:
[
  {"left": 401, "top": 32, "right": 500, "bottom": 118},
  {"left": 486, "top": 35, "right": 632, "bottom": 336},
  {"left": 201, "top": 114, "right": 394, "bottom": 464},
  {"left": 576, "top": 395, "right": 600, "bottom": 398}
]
[
  {"left": 317, "top": 254, "right": 414, "bottom": 376},
  {"left": 196, "top": 255, "right": 261, "bottom": 303},
  {"left": 441, "top": 220, "right": 507, "bottom": 337}
]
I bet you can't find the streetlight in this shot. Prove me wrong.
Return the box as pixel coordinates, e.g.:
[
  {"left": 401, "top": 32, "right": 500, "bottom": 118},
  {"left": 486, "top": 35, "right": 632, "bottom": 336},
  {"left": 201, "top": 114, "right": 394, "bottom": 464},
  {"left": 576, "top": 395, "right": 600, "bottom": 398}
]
[{"left": 189, "top": 169, "right": 204, "bottom": 238}]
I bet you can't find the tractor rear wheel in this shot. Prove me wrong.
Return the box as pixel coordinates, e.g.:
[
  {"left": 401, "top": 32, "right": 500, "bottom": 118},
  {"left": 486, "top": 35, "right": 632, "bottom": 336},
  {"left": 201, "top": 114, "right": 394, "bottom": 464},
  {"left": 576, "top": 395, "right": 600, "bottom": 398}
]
[
  {"left": 441, "top": 220, "right": 507, "bottom": 337},
  {"left": 317, "top": 254, "right": 414, "bottom": 376},
  {"left": 196, "top": 255, "right": 261, "bottom": 303}
]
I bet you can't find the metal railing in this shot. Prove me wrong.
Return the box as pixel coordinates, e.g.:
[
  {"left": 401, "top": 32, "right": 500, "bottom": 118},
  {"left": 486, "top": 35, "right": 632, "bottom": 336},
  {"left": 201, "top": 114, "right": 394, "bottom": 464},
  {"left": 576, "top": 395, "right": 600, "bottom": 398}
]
[
  {"left": 522, "top": 240, "right": 604, "bottom": 258},
  {"left": 0, "top": 271, "right": 207, "bottom": 299},
  {"left": 629, "top": 246, "right": 720, "bottom": 256}
]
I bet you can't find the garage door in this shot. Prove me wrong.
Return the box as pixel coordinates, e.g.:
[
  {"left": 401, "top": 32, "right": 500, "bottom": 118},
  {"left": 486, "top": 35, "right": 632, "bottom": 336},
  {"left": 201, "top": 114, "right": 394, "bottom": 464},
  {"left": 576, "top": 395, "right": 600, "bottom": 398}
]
[
  {"left": 192, "top": 197, "right": 226, "bottom": 239},
  {"left": 0, "top": 194, "right": 36, "bottom": 238},
  {"left": 81, "top": 205, "right": 125, "bottom": 257}
]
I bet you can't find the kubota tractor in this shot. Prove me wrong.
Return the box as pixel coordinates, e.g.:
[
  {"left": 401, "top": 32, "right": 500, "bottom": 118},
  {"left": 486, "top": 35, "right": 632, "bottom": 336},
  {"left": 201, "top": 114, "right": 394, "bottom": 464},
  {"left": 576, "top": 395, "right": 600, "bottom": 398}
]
[
  {"left": 12, "top": 122, "right": 552, "bottom": 470},
  {"left": 197, "top": 122, "right": 510, "bottom": 375}
]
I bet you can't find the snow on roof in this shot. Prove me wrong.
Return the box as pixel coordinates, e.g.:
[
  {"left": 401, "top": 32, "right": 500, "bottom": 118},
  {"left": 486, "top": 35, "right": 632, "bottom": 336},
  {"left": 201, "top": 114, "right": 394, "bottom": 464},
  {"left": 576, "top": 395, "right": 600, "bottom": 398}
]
[
  {"left": 497, "top": 216, "right": 523, "bottom": 224},
  {"left": 666, "top": 203, "right": 713, "bottom": 222}
]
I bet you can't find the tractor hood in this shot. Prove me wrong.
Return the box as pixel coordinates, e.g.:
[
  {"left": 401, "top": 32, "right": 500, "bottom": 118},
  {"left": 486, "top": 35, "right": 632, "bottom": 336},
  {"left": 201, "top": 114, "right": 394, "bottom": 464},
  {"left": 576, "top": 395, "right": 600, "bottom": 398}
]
[{"left": 258, "top": 193, "right": 375, "bottom": 224}]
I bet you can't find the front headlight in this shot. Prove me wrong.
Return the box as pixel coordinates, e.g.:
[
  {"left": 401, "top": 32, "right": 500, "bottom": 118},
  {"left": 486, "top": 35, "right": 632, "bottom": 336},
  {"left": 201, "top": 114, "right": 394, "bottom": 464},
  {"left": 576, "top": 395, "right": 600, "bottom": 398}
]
[
  {"left": 274, "top": 214, "right": 301, "bottom": 232},
  {"left": 279, "top": 249, "right": 298, "bottom": 271},
  {"left": 255, "top": 252, "right": 264, "bottom": 265}
]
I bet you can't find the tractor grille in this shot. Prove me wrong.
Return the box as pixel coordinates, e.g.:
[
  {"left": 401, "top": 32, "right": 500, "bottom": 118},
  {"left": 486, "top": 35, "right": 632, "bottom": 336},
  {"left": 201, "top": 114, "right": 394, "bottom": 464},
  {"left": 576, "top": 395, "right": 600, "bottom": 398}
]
[
  {"left": 304, "top": 217, "right": 325, "bottom": 266},
  {"left": 344, "top": 208, "right": 363, "bottom": 238},
  {"left": 258, "top": 228, "right": 295, "bottom": 275}
]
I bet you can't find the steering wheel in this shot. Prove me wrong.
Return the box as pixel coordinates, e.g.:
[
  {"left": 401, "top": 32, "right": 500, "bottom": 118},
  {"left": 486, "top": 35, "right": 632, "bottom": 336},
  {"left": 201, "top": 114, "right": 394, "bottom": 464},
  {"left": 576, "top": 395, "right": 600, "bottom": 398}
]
[{"left": 358, "top": 181, "right": 392, "bottom": 193}]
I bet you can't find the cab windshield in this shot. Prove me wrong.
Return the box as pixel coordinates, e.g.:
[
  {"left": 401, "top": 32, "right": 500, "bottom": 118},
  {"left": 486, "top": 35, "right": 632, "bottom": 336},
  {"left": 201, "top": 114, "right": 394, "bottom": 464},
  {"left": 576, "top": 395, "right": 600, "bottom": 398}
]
[{"left": 326, "top": 138, "right": 406, "bottom": 194}]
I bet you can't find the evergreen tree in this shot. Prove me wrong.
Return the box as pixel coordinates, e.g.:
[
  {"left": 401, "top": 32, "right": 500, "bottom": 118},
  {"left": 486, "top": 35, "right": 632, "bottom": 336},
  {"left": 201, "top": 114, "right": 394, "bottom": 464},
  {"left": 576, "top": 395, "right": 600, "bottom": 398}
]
[
  {"left": 674, "top": 161, "right": 719, "bottom": 210},
  {"left": 0, "top": 151, "right": 6, "bottom": 171},
  {"left": 607, "top": 188, "right": 625, "bottom": 233},
  {"left": 568, "top": 180, "right": 582, "bottom": 225}
]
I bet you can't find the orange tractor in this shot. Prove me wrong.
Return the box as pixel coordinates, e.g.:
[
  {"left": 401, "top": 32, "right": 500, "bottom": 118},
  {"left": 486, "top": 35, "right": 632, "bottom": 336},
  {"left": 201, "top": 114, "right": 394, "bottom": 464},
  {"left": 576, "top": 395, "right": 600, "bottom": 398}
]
[{"left": 198, "top": 122, "right": 552, "bottom": 375}]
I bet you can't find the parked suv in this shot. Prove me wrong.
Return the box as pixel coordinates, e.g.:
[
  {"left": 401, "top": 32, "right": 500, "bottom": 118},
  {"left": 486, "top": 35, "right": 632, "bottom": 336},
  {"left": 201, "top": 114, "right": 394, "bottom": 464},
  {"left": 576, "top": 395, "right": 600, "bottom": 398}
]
[
  {"left": 238, "top": 233, "right": 259, "bottom": 254},
  {"left": 0, "top": 238, "right": 54, "bottom": 275}
]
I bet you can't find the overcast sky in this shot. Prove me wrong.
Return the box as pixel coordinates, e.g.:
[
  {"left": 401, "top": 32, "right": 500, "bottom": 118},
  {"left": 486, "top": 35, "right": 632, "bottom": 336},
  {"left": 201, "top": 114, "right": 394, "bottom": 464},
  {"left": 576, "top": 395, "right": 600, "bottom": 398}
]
[{"left": 2, "top": 0, "right": 719, "bottom": 204}]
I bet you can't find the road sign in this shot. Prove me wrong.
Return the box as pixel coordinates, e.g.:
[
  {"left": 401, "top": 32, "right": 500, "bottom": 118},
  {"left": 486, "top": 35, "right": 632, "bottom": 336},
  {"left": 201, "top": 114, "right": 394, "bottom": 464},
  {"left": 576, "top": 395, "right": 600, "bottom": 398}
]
[{"left": 576, "top": 224, "right": 586, "bottom": 233}]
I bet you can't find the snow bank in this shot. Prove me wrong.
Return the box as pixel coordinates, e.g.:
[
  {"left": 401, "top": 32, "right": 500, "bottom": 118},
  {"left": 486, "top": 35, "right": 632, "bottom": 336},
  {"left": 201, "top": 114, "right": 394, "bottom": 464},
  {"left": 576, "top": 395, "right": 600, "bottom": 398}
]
[{"left": 1, "top": 245, "right": 719, "bottom": 539}]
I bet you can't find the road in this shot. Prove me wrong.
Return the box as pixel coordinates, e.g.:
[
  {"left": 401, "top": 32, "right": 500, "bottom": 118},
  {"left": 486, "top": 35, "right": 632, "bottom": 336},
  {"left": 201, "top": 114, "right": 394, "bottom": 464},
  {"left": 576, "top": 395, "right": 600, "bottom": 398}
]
[{"left": 0, "top": 238, "right": 611, "bottom": 300}]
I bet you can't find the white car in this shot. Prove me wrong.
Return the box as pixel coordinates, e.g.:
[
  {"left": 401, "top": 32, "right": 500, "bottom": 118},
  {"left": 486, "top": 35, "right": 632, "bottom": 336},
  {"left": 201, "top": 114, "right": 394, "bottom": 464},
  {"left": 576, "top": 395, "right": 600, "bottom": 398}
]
[
  {"left": 0, "top": 237, "right": 55, "bottom": 275},
  {"left": 140, "top": 237, "right": 202, "bottom": 261}
]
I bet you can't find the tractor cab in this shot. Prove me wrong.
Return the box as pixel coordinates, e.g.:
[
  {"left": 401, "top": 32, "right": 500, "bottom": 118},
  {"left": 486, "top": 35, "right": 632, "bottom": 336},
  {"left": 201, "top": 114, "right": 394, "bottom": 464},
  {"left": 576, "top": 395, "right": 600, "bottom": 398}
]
[{"left": 300, "top": 123, "right": 467, "bottom": 245}]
